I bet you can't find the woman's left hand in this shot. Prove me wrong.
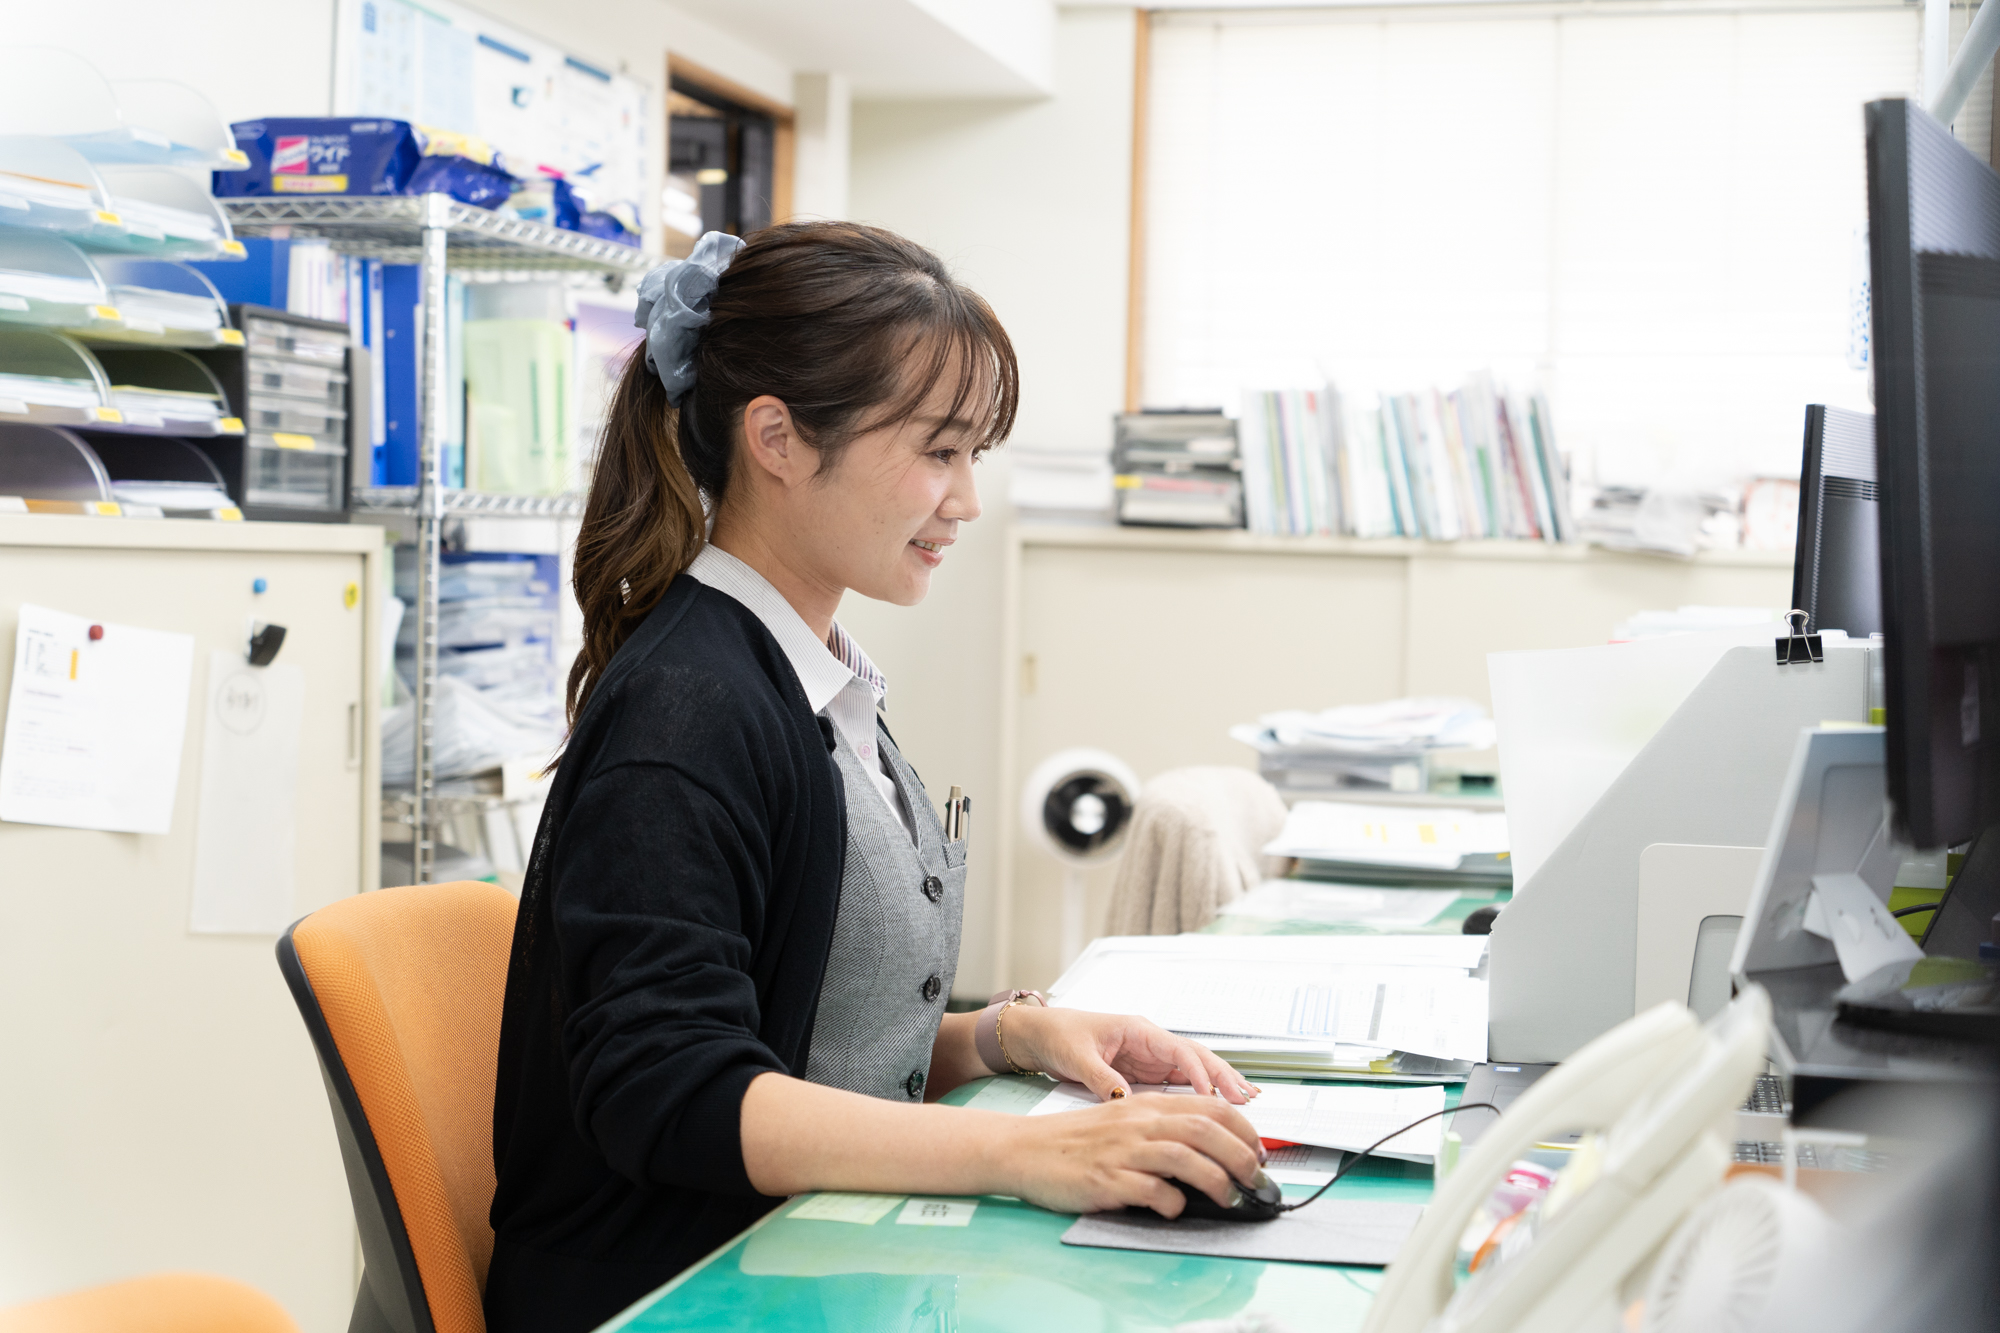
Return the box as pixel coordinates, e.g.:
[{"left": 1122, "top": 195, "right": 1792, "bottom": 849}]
[{"left": 1001, "top": 1004, "right": 1260, "bottom": 1105}]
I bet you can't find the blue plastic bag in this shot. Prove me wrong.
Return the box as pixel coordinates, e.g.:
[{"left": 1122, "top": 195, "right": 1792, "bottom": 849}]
[
  {"left": 405, "top": 155, "right": 516, "bottom": 210},
  {"left": 213, "top": 119, "right": 421, "bottom": 197}
]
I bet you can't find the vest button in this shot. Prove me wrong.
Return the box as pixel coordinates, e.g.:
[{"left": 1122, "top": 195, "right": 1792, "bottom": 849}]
[
  {"left": 921, "top": 974, "right": 942, "bottom": 1003},
  {"left": 904, "top": 1069, "right": 926, "bottom": 1099},
  {"left": 922, "top": 875, "right": 943, "bottom": 902}
]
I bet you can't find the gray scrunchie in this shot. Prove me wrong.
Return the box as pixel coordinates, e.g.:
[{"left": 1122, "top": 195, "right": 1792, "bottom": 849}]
[{"left": 633, "top": 230, "right": 746, "bottom": 407}]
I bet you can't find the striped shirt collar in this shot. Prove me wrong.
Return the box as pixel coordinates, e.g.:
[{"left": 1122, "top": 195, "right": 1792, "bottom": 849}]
[{"left": 686, "top": 544, "right": 887, "bottom": 714}]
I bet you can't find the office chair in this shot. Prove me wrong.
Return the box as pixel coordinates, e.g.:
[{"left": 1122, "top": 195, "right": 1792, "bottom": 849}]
[
  {"left": 277, "top": 881, "right": 519, "bottom": 1333},
  {"left": 0, "top": 1273, "right": 300, "bottom": 1333},
  {"left": 1105, "top": 767, "right": 1289, "bottom": 934}
]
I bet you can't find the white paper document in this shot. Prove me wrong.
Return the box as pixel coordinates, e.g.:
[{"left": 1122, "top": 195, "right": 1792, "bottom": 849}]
[
  {"left": 1261, "top": 1142, "right": 1348, "bottom": 1185},
  {"left": 1054, "top": 933, "right": 1491, "bottom": 980},
  {"left": 0, "top": 603, "right": 195, "bottom": 834},
  {"left": 1030, "top": 1081, "right": 1449, "bottom": 1162},
  {"left": 1220, "top": 880, "right": 1460, "bottom": 929},
  {"left": 190, "top": 651, "right": 305, "bottom": 935},
  {"left": 1264, "top": 801, "right": 1509, "bottom": 870},
  {"left": 1806, "top": 871, "right": 1923, "bottom": 982},
  {"left": 1051, "top": 937, "right": 1489, "bottom": 1063}
]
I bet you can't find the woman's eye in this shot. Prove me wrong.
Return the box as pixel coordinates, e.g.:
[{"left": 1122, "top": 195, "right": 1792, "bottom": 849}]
[{"left": 931, "top": 448, "right": 958, "bottom": 464}]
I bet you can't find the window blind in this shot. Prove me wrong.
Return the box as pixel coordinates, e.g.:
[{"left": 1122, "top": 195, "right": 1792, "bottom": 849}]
[{"left": 1142, "top": 3, "right": 1931, "bottom": 491}]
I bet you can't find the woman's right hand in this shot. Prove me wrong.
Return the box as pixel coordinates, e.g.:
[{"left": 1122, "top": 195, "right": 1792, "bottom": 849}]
[{"left": 990, "top": 1092, "right": 1266, "bottom": 1218}]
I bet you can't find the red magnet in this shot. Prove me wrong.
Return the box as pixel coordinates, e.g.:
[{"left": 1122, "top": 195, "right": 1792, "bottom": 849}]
[{"left": 88, "top": 624, "right": 104, "bottom": 641}]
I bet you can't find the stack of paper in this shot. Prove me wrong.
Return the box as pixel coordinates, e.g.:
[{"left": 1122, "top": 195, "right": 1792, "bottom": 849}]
[
  {"left": 1050, "top": 935, "right": 1488, "bottom": 1081},
  {"left": 1232, "top": 696, "right": 1496, "bottom": 796},
  {"left": 1218, "top": 880, "right": 1461, "bottom": 930},
  {"left": 1031, "top": 1080, "right": 1450, "bottom": 1164},
  {"left": 1263, "top": 800, "right": 1512, "bottom": 888}
]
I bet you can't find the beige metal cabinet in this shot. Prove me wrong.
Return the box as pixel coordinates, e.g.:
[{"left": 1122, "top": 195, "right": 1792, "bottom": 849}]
[{"left": 0, "top": 515, "right": 385, "bottom": 1333}]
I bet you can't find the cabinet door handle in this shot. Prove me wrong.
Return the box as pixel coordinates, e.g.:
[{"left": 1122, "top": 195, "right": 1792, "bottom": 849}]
[{"left": 347, "top": 702, "right": 361, "bottom": 770}]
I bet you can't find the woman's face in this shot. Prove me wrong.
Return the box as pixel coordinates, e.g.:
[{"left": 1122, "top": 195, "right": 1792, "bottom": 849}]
[{"left": 782, "top": 374, "right": 987, "bottom": 607}]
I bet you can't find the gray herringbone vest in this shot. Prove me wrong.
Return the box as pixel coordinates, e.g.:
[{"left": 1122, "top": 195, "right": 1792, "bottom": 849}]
[{"left": 804, "top": 722, "right": 966, "bottom": 1101}]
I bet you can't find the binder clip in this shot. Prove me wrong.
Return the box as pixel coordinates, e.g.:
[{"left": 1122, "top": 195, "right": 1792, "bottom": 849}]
[
  {"left": 248, "top": 622, "right": 287, "bottom": 667},
  {"left": 1776, "top": 609, "right": 1822, "bottom": 665}
]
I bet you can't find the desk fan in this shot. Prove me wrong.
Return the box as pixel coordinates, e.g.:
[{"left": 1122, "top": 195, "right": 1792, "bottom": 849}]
[{"left": 1020, "top": 748, "right": 1138, "bottom": 967}]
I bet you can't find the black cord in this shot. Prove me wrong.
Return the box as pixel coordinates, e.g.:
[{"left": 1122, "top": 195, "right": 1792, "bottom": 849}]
[
  {"left": 1891, "top": 902, "right": 1939, "bottom": 918},
  {"left": 1278, "top": 1101, "right": 1500, "bottom": 1213}
]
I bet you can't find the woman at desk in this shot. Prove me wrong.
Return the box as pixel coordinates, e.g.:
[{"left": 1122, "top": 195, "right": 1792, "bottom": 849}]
[{"left": 485, "top": 223, "right": 1266, "bottom": 1333}]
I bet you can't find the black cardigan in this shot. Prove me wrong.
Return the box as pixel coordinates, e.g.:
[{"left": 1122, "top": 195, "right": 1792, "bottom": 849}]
[{"left": 484, "top": 574, "right": 846, "bottom": 1333}]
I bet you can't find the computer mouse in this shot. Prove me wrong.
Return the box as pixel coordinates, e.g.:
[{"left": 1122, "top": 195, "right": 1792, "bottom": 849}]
[
  {"left": 1463, "top": 904, "right": 1502, "bottom": 935},
  {"left": 1163, "top": 1170, "right": 1284, "bottom": 1222}
]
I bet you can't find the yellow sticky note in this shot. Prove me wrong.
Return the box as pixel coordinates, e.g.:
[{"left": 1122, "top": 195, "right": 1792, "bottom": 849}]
[
  {"left": 217, "top": 329, "right": 246, "bottom": 347},
  {"left": 220, "top": 239, "right": 246, "bottom": 258},
  {"left": 93, "top": 406, "right": 124, "bottom": 423},
  {"left": 343, "top": 582, "right": 360, "bottom": 610},
  {"left": 789, "top": 1194, "right": 903, "bottom": 1225},
  {"left": 213, "top": 508, "right": 244, "bottom": 522},
  {"left": 271, "top": 432, "right": 315, "bottom": 451},
  {"left": 89, "top": 501, "right": 121, "bottom": 516},
  {"left": 94, "top": 209, "right": 121, "bottom": 226},
  {"left": 90, "top": 304, "right": 121, "bottom": 322},
  {"left": 219, "top": 417, "right": 244, "bottom": 434}
]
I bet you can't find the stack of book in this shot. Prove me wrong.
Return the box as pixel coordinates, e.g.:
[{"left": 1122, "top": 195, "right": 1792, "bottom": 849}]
[
  {"left": 1111, "top": 409, "right": 1244, "bottom": 528},
  {"left": 1238, "top": 375, "right": 1574, "bottom": 542}
]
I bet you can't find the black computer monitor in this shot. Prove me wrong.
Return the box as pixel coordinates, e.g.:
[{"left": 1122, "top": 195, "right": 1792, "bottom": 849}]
[
  {"left": 1791, "top": 405, "right": 1881, "bottom": 638},
  {"left": 1866, "top": 98, "right": 2000, "bottom": 857}
]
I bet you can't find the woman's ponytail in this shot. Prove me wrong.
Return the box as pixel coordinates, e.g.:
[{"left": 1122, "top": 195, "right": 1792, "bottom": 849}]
[{"left": 564, "top": 348, "right": 704, "bottom": 728}]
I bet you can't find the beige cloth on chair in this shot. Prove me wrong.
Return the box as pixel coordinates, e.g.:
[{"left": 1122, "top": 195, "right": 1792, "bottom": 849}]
[{"left": 1106, "top": 767, "right": 1290, "bottom": 936}]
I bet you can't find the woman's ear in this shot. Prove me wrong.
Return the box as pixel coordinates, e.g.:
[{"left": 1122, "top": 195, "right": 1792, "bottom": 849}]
[{"left": 739, "top": 395, "right": 811, "bottom": 487}]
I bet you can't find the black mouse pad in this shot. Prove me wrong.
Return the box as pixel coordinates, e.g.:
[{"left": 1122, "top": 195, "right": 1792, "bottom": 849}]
[{"left": 1059, "top": 1197, "right": 1423, "bottom": 1266}]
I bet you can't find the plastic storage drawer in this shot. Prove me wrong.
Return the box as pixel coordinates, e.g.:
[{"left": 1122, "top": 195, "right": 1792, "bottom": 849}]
[
  {"left": 244, "top": 316, "right": 346, "bottom": 365},
  {"left": 247, "top": 355, "right": 346, "bottom": 406},
  {"left": 246, "top": 439, "right": 343, "bottom": 509},
  {"left": 246, "top": 400, "right": 345, "bottom": 440}
]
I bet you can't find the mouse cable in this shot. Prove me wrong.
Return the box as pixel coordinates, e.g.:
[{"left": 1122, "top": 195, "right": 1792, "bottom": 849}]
[{"left": 1278, "top": 1101, "right": 1500, "bottom": 1214}]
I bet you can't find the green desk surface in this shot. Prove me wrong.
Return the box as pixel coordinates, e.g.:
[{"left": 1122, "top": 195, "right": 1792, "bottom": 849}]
[
  {"left": 1202, "top": 887, "right": 1510, "bottom": 937},
  {"left": 603, "top": 1075, "right": 1460, "bottom": 1332}
]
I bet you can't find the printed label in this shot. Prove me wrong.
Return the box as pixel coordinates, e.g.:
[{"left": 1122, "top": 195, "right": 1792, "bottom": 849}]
[
  {"left": 274, "top": 175, "right": 348, "bottom": 194},
  {"left": 272, "top": 135, "right": 311, "bottom": 174}
]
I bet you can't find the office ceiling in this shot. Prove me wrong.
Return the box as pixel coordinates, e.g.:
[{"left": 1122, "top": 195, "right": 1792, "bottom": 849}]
[{"left": 667, "top": 0, "right": 1054, "bottom": 100}]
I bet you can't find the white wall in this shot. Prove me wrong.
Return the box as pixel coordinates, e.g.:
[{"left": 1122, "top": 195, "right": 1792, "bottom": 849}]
[
  {"left": 6, "top": 1, "right": 340, "bottom": 125},
  {"left": 842, "top": 6, "right": 1137, "bottom": 996},
  {"left": 793, "top": 73, "right": 853, "bottom": 220}
]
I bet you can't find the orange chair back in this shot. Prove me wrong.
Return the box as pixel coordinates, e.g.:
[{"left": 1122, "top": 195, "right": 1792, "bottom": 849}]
[
  {"left": 0, "top": 1273, "right": 300, "bottom": 1333},
  {"left": 278, "top": 881, "right": 517, "bottom": 1333}
]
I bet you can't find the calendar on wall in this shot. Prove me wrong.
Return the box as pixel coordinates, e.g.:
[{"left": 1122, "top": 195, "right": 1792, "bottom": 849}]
[{"left": 332, "top": 0, "right": 651, "bottom": 223}]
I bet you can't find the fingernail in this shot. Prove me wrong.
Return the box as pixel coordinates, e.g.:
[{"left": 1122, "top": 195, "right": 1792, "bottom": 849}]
[
  {"left": 1225, "top": 1185, "right": 1244, "bottom": 1209},
  {"left": 1108, "top": 1086, "right": 1128, "bottom": 1100},
  {"left": 1257, "top": 1143, "right": 1269, "bottom": 1164},
  {"left": 1253, "top": 1169, "right": 1273, "bottom": 1190}
]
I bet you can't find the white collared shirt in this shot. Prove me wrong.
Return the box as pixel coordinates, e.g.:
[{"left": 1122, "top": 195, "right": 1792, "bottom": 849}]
[{"left": 687, "top": 544, "right": 912, "bottom": 839}]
